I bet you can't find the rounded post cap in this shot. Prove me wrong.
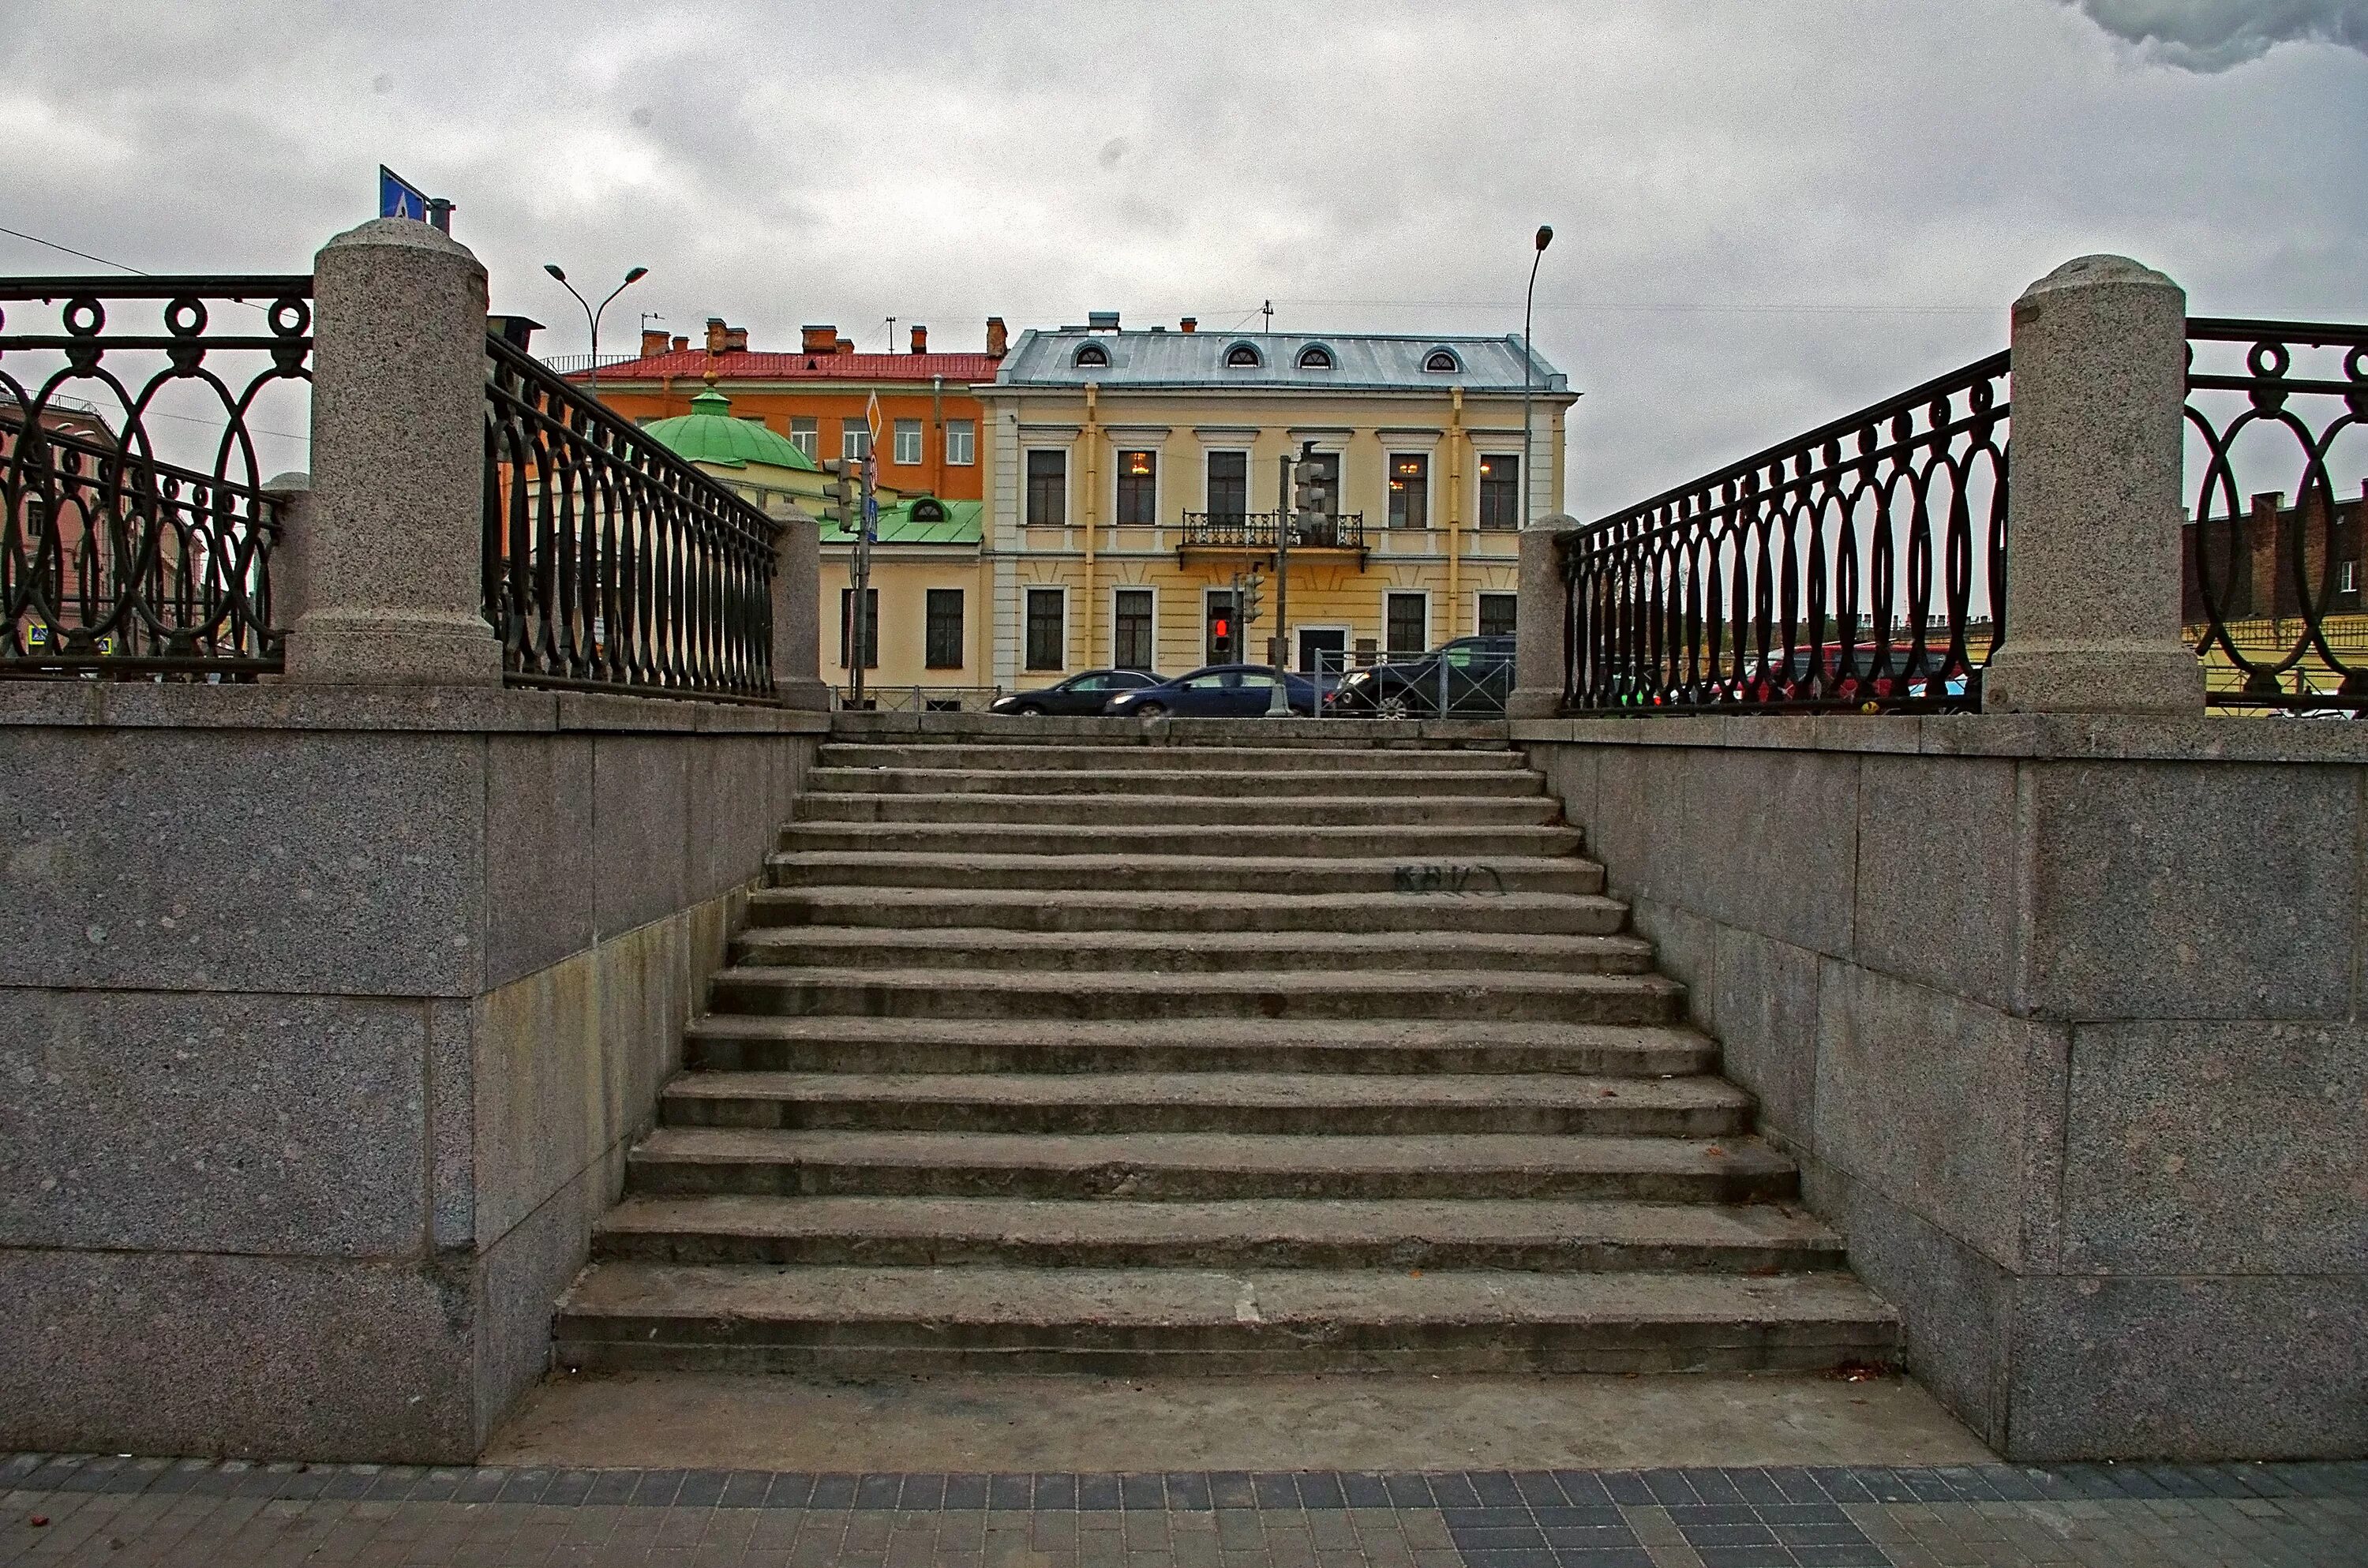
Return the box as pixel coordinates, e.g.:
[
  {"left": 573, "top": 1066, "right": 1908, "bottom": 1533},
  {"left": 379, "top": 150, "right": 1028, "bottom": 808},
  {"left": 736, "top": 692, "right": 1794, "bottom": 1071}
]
[{"left": 2018, "top": 253, "right": 2179, "bottom": 305}]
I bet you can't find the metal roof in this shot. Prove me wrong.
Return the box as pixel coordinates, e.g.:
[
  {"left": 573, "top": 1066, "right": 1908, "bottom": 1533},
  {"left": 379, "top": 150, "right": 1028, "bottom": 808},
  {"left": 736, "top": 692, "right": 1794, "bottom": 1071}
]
[
  {"left": 821, "top": 496, "right": 983, "bottom": 548},
  {"left": 583, "top": 350, "right": 1006, "bottom": 385},
  {"left": 994, "top": 330, "right": 1568, "bottom": 394},
  {"left": 641, "top": 387, "right": 819, "bottom": 471}
]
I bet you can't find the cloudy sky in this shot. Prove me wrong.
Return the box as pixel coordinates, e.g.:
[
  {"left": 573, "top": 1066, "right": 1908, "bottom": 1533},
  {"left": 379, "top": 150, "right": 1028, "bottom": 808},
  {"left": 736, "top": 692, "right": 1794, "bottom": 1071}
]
[{"left": 3, "top": 0, "right": 2360, "bottom": 515}]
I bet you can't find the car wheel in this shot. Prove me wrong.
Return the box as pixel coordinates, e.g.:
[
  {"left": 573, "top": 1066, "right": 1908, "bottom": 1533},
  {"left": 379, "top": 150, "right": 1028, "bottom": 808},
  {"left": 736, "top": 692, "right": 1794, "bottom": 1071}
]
[
  {"left": 1375, "top": 691, "right": 1414, "bottom": 720},
  {"left": 1131, "top": 702, "right": 1167, "bottom": 720},
  {"left": 1011, "top": 703, "right": 1045, "bottom": 716}
]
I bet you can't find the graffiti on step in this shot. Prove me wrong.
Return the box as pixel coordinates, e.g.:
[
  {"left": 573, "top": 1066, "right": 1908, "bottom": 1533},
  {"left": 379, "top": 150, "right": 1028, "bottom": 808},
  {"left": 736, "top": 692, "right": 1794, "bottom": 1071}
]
[{"left": 1392, "top": 863, "right": 1507, "bottom": 896}]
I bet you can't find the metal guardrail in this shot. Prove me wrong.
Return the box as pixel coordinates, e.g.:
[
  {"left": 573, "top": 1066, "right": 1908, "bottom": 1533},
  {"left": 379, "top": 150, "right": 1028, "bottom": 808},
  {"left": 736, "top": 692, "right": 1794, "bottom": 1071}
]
[
  {"left": 1561, "top": 351, "right": 2009, "bottom": 713},
  {"left": 484, "top": 334, "right": 781, "bottom": 701},
  {"left": 2183, "top": 318, "right": 2368, "bottom": 712},
  {"left": 1, "top": 275, "right": 312, "bottom": 678}
]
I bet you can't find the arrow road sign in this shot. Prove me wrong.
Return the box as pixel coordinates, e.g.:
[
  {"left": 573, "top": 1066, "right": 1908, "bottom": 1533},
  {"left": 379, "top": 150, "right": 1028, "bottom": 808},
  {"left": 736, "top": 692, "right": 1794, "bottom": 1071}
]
[{"left": 379, "top": 165, "right": 428, "bottom": 222}]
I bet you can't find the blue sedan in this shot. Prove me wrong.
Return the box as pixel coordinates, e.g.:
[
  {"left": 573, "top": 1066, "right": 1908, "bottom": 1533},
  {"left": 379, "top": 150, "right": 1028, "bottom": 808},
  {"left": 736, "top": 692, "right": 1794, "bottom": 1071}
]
[{"left": 1102, "top": 664, "right": 1323, "bottom": 718}]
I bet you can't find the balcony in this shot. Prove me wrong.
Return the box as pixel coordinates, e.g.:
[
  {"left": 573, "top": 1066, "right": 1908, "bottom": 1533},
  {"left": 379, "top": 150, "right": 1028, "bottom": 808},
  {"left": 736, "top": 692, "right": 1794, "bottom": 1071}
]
[{"left": 1177, "top": 511, "right": 1368, "bottom": 565}]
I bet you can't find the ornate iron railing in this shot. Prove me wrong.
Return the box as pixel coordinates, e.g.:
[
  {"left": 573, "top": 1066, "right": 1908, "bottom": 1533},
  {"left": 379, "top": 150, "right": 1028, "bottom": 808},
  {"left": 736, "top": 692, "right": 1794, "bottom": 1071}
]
[
  {"left": 1178, "top": 511, "right": 1368, "bottom": 551},
  {"left": 484, "top": 335, "right": 780, "bottom": 700},
  {"left": 1562, "top": 352, "right": 2010, "bottom": 713},
  {"left": 2, "top": 276, "right": 311, "bottom": 677},
  {"left": 2183, "top": 318, "right": 2368, "bottom": 711}
]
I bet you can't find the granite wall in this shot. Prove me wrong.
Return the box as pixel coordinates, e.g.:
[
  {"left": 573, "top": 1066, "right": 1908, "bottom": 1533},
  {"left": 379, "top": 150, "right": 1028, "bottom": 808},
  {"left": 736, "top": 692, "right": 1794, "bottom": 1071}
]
[
  {"left": 1515, "top": 713, "right": 2368, "bottom": 1462},
  {"left": 0, "top": 682, "right": 824, "bottom": 1461}
]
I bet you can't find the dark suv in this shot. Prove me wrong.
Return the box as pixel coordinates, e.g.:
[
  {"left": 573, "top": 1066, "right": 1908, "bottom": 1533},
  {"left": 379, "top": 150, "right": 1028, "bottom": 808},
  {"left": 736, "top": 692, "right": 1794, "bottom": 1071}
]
[{"left": 1326, "top": 635, "right": 1515, "bottom": 717}]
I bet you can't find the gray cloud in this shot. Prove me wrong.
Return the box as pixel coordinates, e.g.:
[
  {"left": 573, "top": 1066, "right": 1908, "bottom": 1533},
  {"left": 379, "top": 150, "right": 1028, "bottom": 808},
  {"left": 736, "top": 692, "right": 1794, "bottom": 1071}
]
[{"left": 2070, "top": 0, "right": 2368, "bottom": 70}]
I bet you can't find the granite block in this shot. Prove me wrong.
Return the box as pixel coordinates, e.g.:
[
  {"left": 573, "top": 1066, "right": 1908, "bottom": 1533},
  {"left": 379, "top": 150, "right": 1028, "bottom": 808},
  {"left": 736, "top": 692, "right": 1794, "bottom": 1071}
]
[
  {"left": 0, "top": 727, "right": 485, "bottom": 996},
  {"left": 427, "top": 997, "right": 476, "bottom": 1249},
  {"left": 1853, "top": 754, "right": 2021, "bottom": 1009},
  {"left": 471, "top": 947, "right": 605, "bottom": 1246},
  {"left": 1586, "top": 745, "right": 1689, "bottom": 907},
  {"left": 1812, "top": 964, "right": 2068, "bottom": 1270},
  {"left": 2022, "top": 759, "right": 2358, "bottom": 1020},
  {"left": 2005, "top": 1274, "right": 2368, "bottom": 1461},
  {"left": 1682, "top": 747, "right": 1859, "bottom": 958},
  {"left": 590, "top": 735, "right": 691, "bottom": 938},
  {"left": 0, "top": 1246, "right": 477, "bottom": 1462},
  {"left": 472, "top": 1155, "right": 608, "bottom": 1439},
  {"left": 2061, "top": 1021, "right": 2368, "bottom": 1275},
  {"left": 687, "top": 735, "right": 783, "bottom": 904},
  {"left": 1709, "top": 927, "right": 1819, "bottom": 1147},
  {"left": 0, "top": 987, "right": 426, "bottom": 1256},
  {"left": 482, "top": 735, "right": 596, "bottom": 990},
  {"left": 1629, "top": 896, "right": 1714, "bottom": 1035}
]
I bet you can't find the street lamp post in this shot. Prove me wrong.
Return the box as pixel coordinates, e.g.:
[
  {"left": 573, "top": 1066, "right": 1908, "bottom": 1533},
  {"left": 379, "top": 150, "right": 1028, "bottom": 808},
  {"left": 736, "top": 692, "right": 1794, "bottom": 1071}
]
[
  {"left": 1520, "top": 225, "right": 1553, "bottom": 531},
  {"left": 544, "top": 263, "right": 650, "bottom": 401}
]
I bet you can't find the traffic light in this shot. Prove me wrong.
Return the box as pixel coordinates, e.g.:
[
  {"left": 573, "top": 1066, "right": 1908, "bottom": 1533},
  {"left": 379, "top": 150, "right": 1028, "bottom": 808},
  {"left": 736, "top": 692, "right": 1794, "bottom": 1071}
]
[
  {"left": 818, "top": 459, "right": 856, "bottom": 531},
  {"left": 1292, "top": 461, "right": 1330, "bottom": 520},
  {"left": 1238, "top": 571, "right": 1264, "bottom": 627}
]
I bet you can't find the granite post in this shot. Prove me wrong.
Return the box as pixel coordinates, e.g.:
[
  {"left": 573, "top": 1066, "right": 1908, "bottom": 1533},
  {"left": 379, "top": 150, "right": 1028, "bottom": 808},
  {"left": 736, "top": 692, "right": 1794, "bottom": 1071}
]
[
  {"left": 1983, "top": 254, "right": 2205, "bottom": 715},
  {"left": 1508, "top": 512, "right": 1575, "bottom": 718},
  {"left": 286, "top": 219, "right": 502, "bottom": 686},
  {"left": 261, "top": 470, "right": 312, "bottom": 643},
  {"left": 772, "top": 503, "right": 830, "bottom": 709}
]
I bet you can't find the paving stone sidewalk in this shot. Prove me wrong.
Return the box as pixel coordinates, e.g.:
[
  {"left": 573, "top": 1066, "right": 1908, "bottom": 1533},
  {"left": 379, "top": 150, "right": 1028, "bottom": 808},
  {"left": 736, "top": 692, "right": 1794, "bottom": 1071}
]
[{"left": 5, "top": 1454, "right": 2362, "bottom": 1568}]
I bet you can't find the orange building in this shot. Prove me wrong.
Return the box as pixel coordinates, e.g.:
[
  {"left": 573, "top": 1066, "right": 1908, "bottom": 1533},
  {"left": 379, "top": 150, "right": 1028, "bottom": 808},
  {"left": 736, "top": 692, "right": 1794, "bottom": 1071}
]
[{"left": 582, "top": 317, "right": 1007, "bottom": 501}]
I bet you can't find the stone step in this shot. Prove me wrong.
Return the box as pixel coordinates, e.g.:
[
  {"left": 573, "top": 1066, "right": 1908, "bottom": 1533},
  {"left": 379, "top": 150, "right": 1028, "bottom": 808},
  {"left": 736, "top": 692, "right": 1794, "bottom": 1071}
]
[
  {"left": 818, "top": 743, "right": 1525, "bottom": 774},
  {"left": 747, "top": 885, "right": 1632, "bottom": 937},
  {"left": 682, "top": 1016, "right": 1719, "bottom": 1077},
  {"left": 624, "top": 1128, "right": 1793, "bottom": 1203},
  {"left": 794, "top": 791, "right": 1564, "bottom": 829},
  {"left": 777, "top": 821, "right": 1587, "bottom": 859},
  {"left": 706, "top": 965, "right": 1684, "bottom": 1024},
  {"left": 729, "top": 926, "right": 1656, "bottom": 977},
  {"left": 590, "top": 1195, "right": 1850, "bottom": 1273},
  {"left": 766, "top": 852, "right": 1606, "bottom": 896},
  {"left": 659, "top": 1071, "right": 1752, "bottom": 1137},
  {"left": 552, "top": 1263, "right": 1898, "bottom": 1375},
  {"left": 827, "top": 715, "right": 1513, "bottom": 748},
  {"left": 805, "top": 765, "right": 1549, "bottom": 799}
]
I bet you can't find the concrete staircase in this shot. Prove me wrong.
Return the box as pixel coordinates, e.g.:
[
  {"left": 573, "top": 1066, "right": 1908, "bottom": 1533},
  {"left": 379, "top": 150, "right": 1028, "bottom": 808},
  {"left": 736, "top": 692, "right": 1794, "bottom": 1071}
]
[{"left": 553, "top": 721, "right": 1897, "bottom": 1377}]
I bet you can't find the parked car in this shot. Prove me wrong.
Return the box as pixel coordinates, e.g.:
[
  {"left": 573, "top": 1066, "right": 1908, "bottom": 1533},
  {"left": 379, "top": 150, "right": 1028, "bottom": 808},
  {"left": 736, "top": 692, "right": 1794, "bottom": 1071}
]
[
  {"left": 988, "top": 668, "right": 1160, "bottom": 716},
  {"left": 1326, "top": 635, "right": 1515, "bottom": 717},
  {"left": 1103, "top": 664, "right": 1324, "bottom": 718},
  {"left": 1723, "top": 644, "right": 1967, "bottom": 706}
]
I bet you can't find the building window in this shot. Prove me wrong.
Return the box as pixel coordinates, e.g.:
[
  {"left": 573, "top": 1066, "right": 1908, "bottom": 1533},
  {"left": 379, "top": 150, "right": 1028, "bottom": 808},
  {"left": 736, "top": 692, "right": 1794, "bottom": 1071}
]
[
  {"left": 946, "top": 418, "right": 975, "bottom": 465},
  {"left": 894, "top": 418, "right": 922, "bottom": 466},
  {"left": 1386, "top": 592, "right": 1429, "bottom": 655},
  {"left": 1115, "top": 588, "right": 1154, "bottom": 671},
  {"left": 1388, "top": 453, "right": 1429, "bottom": 530},
  {"left": 1206, "top": 451, "right": 1248, "bottom": 521},
  {"left": 1205, "top": 589, "right": 1238, "bottom": 664},
  {"left": 1297, "top": 345, "right": 1333, "bottom": 369},
  {"left": 1478, "top": 453, "right": 1520, "bottom": 530},
  {"left": 842, "top": 424, "right": 871, "bottom": 462},
  {"left": 1224, "top": 342, "right": 1262, "bottom": 368},
  {"left": 2342, "top": 559, "right": 2359, "bottom": 595},
  {"left": 1478, "top": 592, "right": 1517, "bottom": 638},
  {"left": 838, "top": 586, "right": 879, "bottom": 668},
  {"left": 1026, "top": 450, "right": 1066, "bottom": 526},
  {"left": 925, "top": 588, "right": 964, "bottom": 668},
  {"left": 1424, "top": 348, "right": 1461, "bottom": 372},
  {"left": 789, "top": 417, "right": 818, "bottom": 459},
  {"left": 1116, "top": 449, "right": 1156, "bottom": 525},
  {"left": 1025, "top": 587, "right": 1066, "bottom": 671},
  {"left": 1073, "top": 342, "right": 1109, "bottom": 369}
]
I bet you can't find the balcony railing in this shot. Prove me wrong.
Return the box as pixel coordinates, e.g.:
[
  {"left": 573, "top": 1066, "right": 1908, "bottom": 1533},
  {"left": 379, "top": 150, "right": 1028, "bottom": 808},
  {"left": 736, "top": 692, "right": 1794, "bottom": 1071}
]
[{"left": 1178, "top": 511, "right": 1368, "bottom": 552}]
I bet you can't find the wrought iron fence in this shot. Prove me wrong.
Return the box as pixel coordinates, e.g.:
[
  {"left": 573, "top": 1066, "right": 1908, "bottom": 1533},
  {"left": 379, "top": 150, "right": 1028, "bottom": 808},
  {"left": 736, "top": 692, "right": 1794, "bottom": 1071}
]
[
  {"left": 1561, "top": 352, "right": 2010, "bottom": 713},
  {"left": 2, "top": 276, "right": 312, "bottom": 677},
  {"left": 484, "top": 335, "right": 780, "bottom": 700},
  {"left": 1179, "top": 511, "right": 1368, "bottom": 552},
  {"left": 2182, "top": 318, "right": 2368, "bottom": 712}
]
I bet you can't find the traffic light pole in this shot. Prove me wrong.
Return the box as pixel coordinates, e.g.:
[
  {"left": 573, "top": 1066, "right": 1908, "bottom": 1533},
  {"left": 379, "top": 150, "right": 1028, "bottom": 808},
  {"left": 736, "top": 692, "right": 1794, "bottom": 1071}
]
[
  {"left": 1270, "top": 452, "right": 1293, "bottom": 715},
  {"left": 850, "top": 455, "right": 876, "bottom": 709}
]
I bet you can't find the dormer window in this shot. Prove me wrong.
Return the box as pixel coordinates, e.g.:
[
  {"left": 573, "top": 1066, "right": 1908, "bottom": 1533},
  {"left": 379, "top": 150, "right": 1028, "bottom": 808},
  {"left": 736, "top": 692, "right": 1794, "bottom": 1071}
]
[
  {"left": 1073, "top": 342, "right": 1110, "bottom": 369},
  {"left": 1224, "top": 342, "right": 1263, "bottom": 368},
  {"left": 1423, "top": 348, "right": 1462, "bottom": 372},
  {"left": 1296, "top": 345, "right": 1335, "bottom": 370}
]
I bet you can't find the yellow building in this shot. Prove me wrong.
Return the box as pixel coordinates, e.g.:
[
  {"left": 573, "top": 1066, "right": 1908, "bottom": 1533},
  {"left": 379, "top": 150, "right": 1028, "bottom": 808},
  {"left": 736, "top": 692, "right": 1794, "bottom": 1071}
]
[
  {"left": 975, "top": 318, "right": 1575, "bottom": 687},
  {"left": 818, "top": 496, "right": 991, "bottom": 706}
]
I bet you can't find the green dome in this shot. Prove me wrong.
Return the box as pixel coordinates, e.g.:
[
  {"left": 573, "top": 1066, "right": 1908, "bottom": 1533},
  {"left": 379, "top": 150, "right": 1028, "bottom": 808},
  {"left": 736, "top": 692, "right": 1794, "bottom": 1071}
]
[{"left": 642, "top": 385, "right": 819, "bottom": 472}]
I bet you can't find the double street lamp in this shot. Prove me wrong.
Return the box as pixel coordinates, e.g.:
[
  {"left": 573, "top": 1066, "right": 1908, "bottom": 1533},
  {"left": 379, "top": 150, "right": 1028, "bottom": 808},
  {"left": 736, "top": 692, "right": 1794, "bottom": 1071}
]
[
  {"left": 1521, "top": 223, "right": 1553, "bottom": 531},
  {"left": 543, "top": 262, "right": 650, "bottom": 399}
]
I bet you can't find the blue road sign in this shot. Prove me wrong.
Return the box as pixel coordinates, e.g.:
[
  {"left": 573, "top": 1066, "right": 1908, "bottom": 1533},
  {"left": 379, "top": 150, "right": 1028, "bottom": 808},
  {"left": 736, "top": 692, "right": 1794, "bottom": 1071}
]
[{"left": 379, "top": 165, "right": 428, "bottom": 222}]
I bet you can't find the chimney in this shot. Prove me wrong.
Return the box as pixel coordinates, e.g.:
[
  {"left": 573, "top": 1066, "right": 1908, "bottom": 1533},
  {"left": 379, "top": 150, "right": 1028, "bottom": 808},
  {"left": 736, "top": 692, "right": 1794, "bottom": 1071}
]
[
  {"left": 836, "top": 337, "right": 854, "bottom": 355},
  {"left": 671, "top": 335, "right": 688, "bottom": 352},
  {"left": 703, "top": 316, "right": 728, "bottom": 354},
  {"left": 641, "top": 327, "right": 669, "bottom": 357},
  {"left": 801, "top": 324, "right": 838, "bottom": 354},
  {"left": 1088, "top": 310, "right": 1120, "bottom": 332},
  {"left": 723, "top": 325, "right": 749, "bottom": 353},
  {"left": 986, "top": 316, "right": 1009, "bottom": 357},
  {"left": 1180, "top": 316, "right": 1197, "bottom": 333},
  {"left": 910, "top": 324, "right": 928, "bottom": 354}
]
